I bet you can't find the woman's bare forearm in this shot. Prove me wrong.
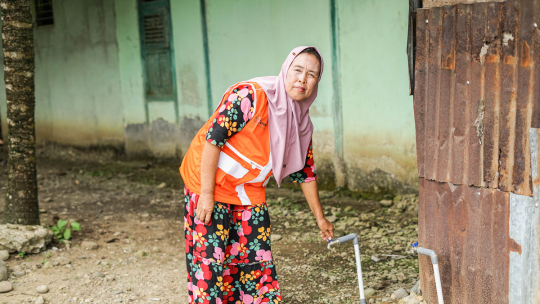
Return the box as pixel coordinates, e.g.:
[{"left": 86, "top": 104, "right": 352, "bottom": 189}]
[
  {"left": 200, "top": 141, "right": 221, "bottom": 195},
  {"left": 300, "top": 180, "right": 324, "bottom": 220},
  {"left": 301, "top": 180, "right": 334, "bottom": 240}
]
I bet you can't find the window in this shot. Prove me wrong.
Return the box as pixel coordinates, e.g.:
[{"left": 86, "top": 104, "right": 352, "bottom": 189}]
[
  {"left": 138, "top": 0, "right": 176, "bottom": 101},
  {"left": 34, "top": 0, "right": 54, "bottom": 27}
]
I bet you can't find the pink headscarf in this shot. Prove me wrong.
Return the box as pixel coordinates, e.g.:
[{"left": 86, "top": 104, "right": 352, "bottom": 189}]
[{"left": 249, "top": 46, "right": 324, "bottom": 186}]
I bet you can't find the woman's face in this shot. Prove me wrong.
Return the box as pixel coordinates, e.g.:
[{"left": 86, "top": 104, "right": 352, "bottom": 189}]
[{"left": 285, "top": 53, "right": 321, "bottom": 101}]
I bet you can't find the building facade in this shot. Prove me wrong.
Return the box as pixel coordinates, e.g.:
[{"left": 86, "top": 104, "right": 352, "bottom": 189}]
[{"left": 0, "top": 0, "right": 416, "bottom": 192}]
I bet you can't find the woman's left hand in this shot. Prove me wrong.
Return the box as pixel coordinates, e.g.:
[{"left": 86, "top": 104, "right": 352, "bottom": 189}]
[{"left": 317, "top": 218, "right": 335, "bottom": 241}]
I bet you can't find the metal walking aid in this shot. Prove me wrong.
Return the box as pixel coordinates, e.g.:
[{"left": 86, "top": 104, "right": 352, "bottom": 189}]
[{"left": 328, "top": 233, "right": 367, "bottom": 304}]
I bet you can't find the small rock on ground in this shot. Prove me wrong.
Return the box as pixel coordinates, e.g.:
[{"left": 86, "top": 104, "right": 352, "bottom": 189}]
[
  {"left": 393, "top": 287, "right": 408, "bottom": 300},
  {"left": 0, "top": 260, "right": 7, "bottom": 281},
  {"left": 410, "top": 280, "right": 420, "bottom": 294},
  {"left": 36, "top": 285, "right": 49, "bottom": 294},
  {"left": 380, "top": 200, "right": 393, "bottom": 207},
  {"left": 81, "top": 241, "right": 98, "bottom": 250},
  {"left": 364, "top": 287, "right": 376, "bottom": 297},
  {"left": 53, "top": 257, "right": 71, "bottom": 265},
  {"left": 271, "top": 234, "right": 282, "bottom": 242},
  {"left": 93, "top": 271, "right": 105, "bottom": 278},
  {"left": 0, "top": 250, "right": 8, "bottom": 261},
  {"left": 43, "top": 261, "right": 53, "bottom": 269},
  {"left": 373, "top": 281, "right": 390, "bottom": 290},
  {"left": 0, "top": 225, "right": 53, "bottom": 254},
  {"left": 134, "top": 250, "right": 147, "bottom": 258},
  {"left": 0, "top": 281, "right": 12, "bottom": 293},
  {"left": 13, "top": 270, "right": 25, "bottom": 277},
  {"left": 35, "top": 296, "right": 44, "bottom": 304}
]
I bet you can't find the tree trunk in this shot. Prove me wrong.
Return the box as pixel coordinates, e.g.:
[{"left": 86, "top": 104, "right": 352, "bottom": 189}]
[{"left": 1, "top": 0, "right": 39, "bottom": 225}]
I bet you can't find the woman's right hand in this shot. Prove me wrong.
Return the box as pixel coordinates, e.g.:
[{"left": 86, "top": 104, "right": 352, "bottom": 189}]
[{"left": 196, "top": 193, "right": 215, "bottom": 225}]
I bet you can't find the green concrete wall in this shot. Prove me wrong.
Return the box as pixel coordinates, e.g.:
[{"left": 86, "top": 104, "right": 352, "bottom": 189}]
[
  {"left": 31, "top": 0, "right": 125, "bottom": 146},
  {"left": 338, "top": 0, "right": 418, "bottom": 191},
  {"left": 171, "top": 0, "right": 209, "bottom": 120},
  {"left": 0, "top": 0, "right": 418, "bottom": 192},
  {"left": 204, "top": 0, "right": 335, "bottom": 133},
  {"left": 203, "top": 0, "right": 338, "bottom": 187},
  {"left": 115, "top": 0, "right": 146, "bottom": 126}
]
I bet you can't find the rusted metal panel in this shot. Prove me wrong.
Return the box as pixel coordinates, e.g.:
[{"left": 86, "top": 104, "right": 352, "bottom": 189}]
[
  {"left": 414, "top": 0, "right": 540, "bottom": 196},
  {"left": 467, "top": 3, "right": 488, "bottom": 186},
  {"left": 424, "top": 0, "right": 505, "bottom": 8},
  {"left": 532, "top": 2, "right": 540, "bottom": 129},
  {"left": 449, "top": 4, "right": 472, "bottom": 184},
  {"left": 414, "top": 8, "right": 429, "bottom": 177},
  {"left": 424, "top": 8, "right": 443, "bottom": 180},
  {"left": 512, "top": 0, "right": 535, "bottom": 196},
  {"left": 418, "top": 178, "right": 512, "bottom": 304},
  {"left": 436, "top": 7, "right": 456, "bottom": 182},
  {"left": 482, "top": 2, "right": 502, "bottom": 189},
  {"left": 497, "top": 1, "right": 519, "bottom": 193}
]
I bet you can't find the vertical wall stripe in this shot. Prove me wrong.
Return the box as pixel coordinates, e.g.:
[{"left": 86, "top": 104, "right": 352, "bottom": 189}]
[
  {"left": 167, "top": 0, "right": 180, "bottom": 124},
  {"left": 200, "top": 0, "right": 213, "bottom": 116},
  {"left": 330, "top": 0, "right": 344, "bottom": 160}
]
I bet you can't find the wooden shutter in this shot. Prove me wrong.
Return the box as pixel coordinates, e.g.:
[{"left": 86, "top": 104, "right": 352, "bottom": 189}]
[
  {"left": 139, "top": 0, "right": 175, "bottom": 101},
  {"left": 34, "top": 0, "right": 54, "bottom": 27}
]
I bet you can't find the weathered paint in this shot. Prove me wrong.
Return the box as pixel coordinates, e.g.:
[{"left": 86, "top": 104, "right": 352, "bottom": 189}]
[
  {"left": 329, "top": 0, "right": 345, "bottom": 188},
  {"left": 529, "top": 128, "right": 540, "bottom": 303},
  {"left": 170, "top": 0, "right": 210, "bottom": 153},
  {"left": 338, "top": 0, "right": 417, "bottom": 192},
  {"left": 509, "top": 192, "right": 538, "bottom": 304},
  {"left": 115, "top": 0, "right": 146, "bottom": 126},
  {"left": 198, "top": 0, "right": 212, "bottom": 116},
  {"left": 532, "top": 128, "right": 540, "bottom": 205},
  {"left": 30, "top": 0, "right": 125, "bottom": 147}
]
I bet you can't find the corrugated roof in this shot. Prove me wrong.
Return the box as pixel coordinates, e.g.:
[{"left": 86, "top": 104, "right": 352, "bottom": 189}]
[{"left": 414, "top": 0, "right": 540, "bottom": 197}]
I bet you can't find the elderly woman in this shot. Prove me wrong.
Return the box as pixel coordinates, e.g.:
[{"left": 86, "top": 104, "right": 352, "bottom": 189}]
[{"left": 180, "top": 46, "right": 335, "bottom": 304}]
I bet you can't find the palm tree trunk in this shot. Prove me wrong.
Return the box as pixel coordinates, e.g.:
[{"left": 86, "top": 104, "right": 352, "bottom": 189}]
[{"left": 1, "top": 0, "right": 39, "bottom": 225}]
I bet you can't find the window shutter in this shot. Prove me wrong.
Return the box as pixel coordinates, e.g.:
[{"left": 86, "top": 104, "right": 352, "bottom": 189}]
[
  {"left": 34, "top": 0, "right": 54, "bottom": 27},
  {"left": 139, "top": 0, "right": 175, "bottom": 101}
]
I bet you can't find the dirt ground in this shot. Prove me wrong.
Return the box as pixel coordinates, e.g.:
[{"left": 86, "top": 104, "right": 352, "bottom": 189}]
[{"left": 0, "top": 145, "right": 420, "bottom": 304}]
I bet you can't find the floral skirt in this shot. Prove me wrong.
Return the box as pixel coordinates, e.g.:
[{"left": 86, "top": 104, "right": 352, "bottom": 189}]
[{"left": 184, "top": 187, "right": 282, "bottom": 304}]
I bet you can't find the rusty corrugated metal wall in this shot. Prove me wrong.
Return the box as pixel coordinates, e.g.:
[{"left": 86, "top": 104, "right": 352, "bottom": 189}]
[
  {"left": 418, "top": 178, "right": 518, "bottom": 303},
  {"left": 415, "top": 0, "right": 540, "bottom": 197},
  {"left": 414, "top": 0, "right": 540, "bottom": 303}
]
